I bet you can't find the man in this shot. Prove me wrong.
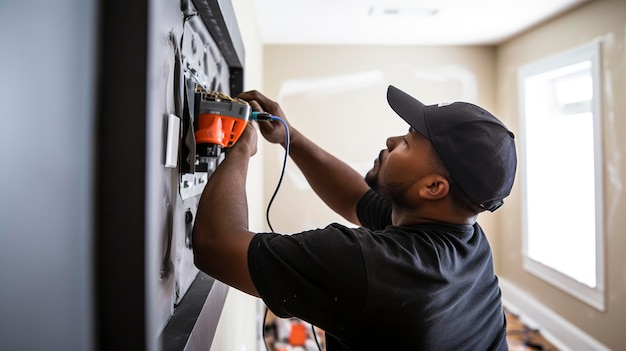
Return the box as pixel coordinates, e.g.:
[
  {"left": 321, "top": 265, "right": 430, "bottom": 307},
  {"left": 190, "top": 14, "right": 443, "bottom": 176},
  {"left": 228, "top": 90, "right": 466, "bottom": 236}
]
[{"left": 192, "top": 85, "right": 516, "bottom": 350}]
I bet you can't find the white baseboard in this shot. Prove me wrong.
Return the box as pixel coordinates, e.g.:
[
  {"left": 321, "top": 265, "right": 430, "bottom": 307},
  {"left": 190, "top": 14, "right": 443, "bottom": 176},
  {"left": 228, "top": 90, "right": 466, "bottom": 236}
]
[{"left": 499, "top": 278, "right": 610, "bottom": 351}]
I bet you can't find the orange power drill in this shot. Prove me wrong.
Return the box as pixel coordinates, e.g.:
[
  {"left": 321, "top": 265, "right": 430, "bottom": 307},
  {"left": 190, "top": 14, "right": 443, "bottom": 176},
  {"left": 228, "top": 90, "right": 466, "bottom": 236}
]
[
  {"left": 195, "top": 91, "right": 252, "bottom": 149},
  {"left": 194, "top": 90, "right": 271, "bottom": 171}
]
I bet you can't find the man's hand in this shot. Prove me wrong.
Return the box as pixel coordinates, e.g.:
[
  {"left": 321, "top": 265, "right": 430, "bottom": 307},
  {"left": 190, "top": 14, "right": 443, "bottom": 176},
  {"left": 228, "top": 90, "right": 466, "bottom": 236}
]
[{"left": 239, "top": 90, "right": 291, "bottom": 146}]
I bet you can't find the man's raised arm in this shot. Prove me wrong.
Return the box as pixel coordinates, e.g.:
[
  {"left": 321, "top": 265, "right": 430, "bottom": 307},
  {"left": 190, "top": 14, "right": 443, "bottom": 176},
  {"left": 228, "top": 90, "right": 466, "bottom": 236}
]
[{"left": 238, "top": 90, "right": 370, "bottom": 225}]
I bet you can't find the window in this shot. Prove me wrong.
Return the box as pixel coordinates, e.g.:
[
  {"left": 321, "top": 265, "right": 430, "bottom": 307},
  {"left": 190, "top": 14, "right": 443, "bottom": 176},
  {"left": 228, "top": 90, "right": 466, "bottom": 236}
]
[{"left": 518, "top": 41, "right": 604, "bottom": 310}]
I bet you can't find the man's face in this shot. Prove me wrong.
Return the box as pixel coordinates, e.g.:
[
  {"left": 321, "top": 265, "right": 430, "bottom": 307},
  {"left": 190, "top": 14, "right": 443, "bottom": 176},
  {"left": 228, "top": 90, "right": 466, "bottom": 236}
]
[{"left": 365, "top": 128, "right": 438, "bottom": 206}]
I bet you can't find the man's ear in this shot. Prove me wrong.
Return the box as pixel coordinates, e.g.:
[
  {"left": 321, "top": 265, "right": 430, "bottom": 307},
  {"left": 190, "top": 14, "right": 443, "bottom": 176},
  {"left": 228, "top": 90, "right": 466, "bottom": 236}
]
[{"left": 418, "top": 175, "right": 449, "bottom": 200}]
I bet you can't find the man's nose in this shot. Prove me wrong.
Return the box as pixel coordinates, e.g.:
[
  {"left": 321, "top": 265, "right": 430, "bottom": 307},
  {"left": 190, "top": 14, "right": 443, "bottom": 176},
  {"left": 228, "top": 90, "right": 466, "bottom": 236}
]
[{"left": 386, "top": 135, "right": 402, "bottom": 150}]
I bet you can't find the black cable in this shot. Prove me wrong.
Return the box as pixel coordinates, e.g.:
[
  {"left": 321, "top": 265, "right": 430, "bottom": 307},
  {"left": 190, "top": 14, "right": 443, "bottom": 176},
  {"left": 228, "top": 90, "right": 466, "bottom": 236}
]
[
  {"left": 262, "top": 307, "right": 270, "bottom": 351},
  {"left": 311, "top": 323, "right": 322, "bottom": 351},
  {"left": 265, "top": 116, "right": 290, "bottom": 233}
]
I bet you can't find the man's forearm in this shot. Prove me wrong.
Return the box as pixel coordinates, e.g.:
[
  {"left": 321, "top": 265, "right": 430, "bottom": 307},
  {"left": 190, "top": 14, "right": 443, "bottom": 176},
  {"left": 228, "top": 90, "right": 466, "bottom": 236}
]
[
  {"left": 192, "top": 144, "right": 258, "bottom": 296},
  {"left": 195, "top": 146, "right": 250, "bottom": 234}
]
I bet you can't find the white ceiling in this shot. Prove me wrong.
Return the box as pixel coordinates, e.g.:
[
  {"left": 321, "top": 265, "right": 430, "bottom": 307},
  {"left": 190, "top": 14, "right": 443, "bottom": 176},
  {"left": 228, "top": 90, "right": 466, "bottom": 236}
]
[{"left": 251, "top": 0, "right": 589, "bottom": 45}]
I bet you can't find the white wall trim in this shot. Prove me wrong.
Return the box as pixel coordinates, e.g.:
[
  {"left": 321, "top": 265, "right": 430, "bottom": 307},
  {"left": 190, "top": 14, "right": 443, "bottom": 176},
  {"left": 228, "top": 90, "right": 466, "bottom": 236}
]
[{"left": 499, "top": 278, "right": 610, "bottom": 351}]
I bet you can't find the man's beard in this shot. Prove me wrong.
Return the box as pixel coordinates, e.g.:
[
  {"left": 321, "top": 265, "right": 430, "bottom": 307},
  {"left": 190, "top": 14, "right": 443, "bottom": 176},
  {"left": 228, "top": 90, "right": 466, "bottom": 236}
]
[
  {"left": 364, "top": 173, "right": 378, "bottom": 193},
  {"left": 364, "top": 150, "right": 384, "bottom": 191},
  {"left": 364, "top": 153, "right": 411, "bottom": 208}
]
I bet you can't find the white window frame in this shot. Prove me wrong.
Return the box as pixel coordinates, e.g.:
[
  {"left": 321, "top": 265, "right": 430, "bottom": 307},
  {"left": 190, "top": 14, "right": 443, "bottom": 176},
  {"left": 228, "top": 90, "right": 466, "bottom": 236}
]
[{"left": 518, "top": 40, "right": 605, "bottom": 311}]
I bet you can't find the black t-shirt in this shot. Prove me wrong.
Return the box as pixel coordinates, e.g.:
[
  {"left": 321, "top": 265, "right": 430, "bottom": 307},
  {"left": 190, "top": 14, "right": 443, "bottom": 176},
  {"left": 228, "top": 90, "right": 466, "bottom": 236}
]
[{"left": 248, "top": 189, "right": 508, "bottom": 350}]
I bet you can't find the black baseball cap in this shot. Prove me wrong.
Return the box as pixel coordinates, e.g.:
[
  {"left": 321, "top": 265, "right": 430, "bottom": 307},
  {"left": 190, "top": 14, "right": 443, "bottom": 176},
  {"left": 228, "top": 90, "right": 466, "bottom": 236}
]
[{"left": 386, "top": 85, "right": 517, "bottom": 212}]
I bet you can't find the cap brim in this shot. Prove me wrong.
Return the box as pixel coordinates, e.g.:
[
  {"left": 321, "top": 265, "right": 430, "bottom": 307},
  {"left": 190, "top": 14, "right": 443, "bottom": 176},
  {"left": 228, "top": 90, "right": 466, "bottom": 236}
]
[{"left": 386, "top": 85, "right": 430, "bottom": 139}]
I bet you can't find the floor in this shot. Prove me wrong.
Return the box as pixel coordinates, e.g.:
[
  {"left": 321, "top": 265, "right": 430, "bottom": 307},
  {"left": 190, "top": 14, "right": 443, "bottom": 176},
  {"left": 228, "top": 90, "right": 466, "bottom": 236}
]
[
  {"left": 264, "top": 309, "right": 561, "bottom": 350},
  {"left": 506, "top": 309, "right": 560, "bottom": 351}
]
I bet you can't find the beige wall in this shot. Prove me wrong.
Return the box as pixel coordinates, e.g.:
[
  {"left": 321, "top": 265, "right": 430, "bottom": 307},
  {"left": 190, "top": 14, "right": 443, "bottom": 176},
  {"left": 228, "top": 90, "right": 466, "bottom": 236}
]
[{"left": 496, "top": 0, "right": 626, "bottom": 349}]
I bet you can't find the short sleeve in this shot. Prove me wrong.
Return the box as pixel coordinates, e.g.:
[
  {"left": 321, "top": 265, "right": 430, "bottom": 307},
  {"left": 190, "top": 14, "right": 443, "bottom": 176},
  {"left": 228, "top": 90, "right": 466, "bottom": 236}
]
[{"left": 248, "top": 224, "right": 368, "bottom": 332}]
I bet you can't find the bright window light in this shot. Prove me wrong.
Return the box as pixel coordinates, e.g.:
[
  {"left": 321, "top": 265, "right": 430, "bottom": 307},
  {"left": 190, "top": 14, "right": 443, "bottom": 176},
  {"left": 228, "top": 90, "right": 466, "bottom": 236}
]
[{"left": 519, "top": 41, "right": 604, "bottom": 310}]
